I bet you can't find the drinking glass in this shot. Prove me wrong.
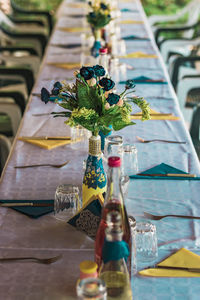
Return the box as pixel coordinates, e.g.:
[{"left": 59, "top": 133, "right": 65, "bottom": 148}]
[
  {"left": 77, "top": 277, "right": 107, "bottom": 300},
  {"left": 121, "top": 144, "right": 138, "bottom": 176},
  {"left": 132, "top": 222, "right": 158, "bottom": 262},
  {"left": 54, "top": 184, "right": 81, "bottom": 221},
  {"left": 104, "top": 135, "right": 123, "bottom": 158}
]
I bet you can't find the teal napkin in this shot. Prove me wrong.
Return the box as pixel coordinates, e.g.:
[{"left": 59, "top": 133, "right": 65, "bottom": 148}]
[
  {"left": 0, "top": 200, "right": 54, "bottom": 218},
  {"left": 121, "top": 8, "right": 138, "bottom": 12},
  {"left": 119, "top": 76, "right": 167, "bottom": 85},
  {"left": 130, "top": 163, "right": 200, "bottom": 180},
  {"left": 123, "top": 35, "right": 150, "bottom": 41}
]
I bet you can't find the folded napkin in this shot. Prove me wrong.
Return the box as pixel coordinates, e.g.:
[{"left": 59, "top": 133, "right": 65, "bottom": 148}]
[
  {"left": 47, "top": 62, "right": 80, "bottom": 69},
  {"left": 131, "top": 108, "right": 180, "bottom": 120},
  {"left": 123, "top": 35, "right": 150, "bottom": 41},
  {"left": 139, "top": 248, "right": 200, "bottom": 277},
  {"left": 130, "top": 163, "right": 200, "bottom": 180},
  {"left": 120, "top": 51, "right": 158, "bottom": 59},
  {"left": 18, "top": 137, "right": 72, "bottom": 150},
  {"left": 0, "top": 200, "right": 54, "bottom": 218},
  {"left": 121, "top": 8, "right": 138, "bottom": 12},
  {"left": 57, "top": 27, "right": 88, "bottom": 33},
  {"left": 120, "top": 20, "right": 144, "bottom": 24},
  {"left": 120, "top": 76, "right": 167, "bottom": 85},
  {"left": 67, "top": 2, "right": 87, "bottom": 8},
  {"left": 68, "top": 193, "right": 104, "bottom": 239}
]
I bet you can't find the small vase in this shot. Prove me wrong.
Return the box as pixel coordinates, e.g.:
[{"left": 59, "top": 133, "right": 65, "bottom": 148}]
[
  {"left": 82, "top": 135, "right": 107, "bottom": 206},
  {"left": 91, "top": 29, "right": 102, "bottom": 58}
]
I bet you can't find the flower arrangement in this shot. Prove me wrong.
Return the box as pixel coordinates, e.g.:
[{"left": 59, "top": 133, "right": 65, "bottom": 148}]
[
  {"left": 41, "top": 65, "right": 150, "bottom": 137},
  {"left": 87, "top": 1, "right": 111, "bottom": 30},
  {"left": 86, "top": 0, "right": 112, "bottom": 57}
]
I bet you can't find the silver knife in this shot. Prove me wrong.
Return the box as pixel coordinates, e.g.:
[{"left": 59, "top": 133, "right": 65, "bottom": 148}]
[{"left": 156, "top": 265, "right": 200, "bottom": 273}]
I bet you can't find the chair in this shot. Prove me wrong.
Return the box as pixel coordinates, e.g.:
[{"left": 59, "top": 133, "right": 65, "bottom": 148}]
[
  {"left": 0, "top": 45, "right": 41, "bottom": 78},
  {"left": 151, "top": 0, "right": 200, "bottom": 48},
  {"left": 0, "top": 66, "right": 34, "bottom": 98},
  {"left": 0, "top": 102, "right": 22, "bottom": 138},
  {"left": 190, "top": 104, "right": 200, "bottom": 160},
  {"left": 0, "top": 134, "right": 11, "bottom": 175},
  {"left": 176, "top": 74, "right": 200, "bottom": 126},
  {"left": 148, "top": 0, "right": 200, "bottom": 27},
  {"left": 10, "top": 0, "right": 54, "bottom": 35},
  {"left": 0, "top": 10, "right": 48, "bottom": 57}
]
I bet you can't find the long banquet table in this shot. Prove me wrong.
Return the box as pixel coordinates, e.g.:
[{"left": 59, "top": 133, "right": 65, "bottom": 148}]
[{"left": 1, "top": 0, "right": 200, "bottom": 299}]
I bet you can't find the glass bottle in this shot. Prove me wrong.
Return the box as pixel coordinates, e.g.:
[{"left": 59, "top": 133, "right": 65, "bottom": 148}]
[
  {"left": 99, "top": 211, "right": 132, "bottom": 299},
  {"left": 95, "top": 156, "right": 132, "bottom": 273},
  {"left": 77, "top": 277, "right": 107, "bottom": 300},
  {"left": 82, "top": 135, "right": 107, "bottom": 206},
  {"left": 99, "top": 47, "right": 109, "bottom": 75}
]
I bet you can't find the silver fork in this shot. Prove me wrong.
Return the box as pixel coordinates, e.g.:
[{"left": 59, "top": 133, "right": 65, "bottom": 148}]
[
  {"left": 136, "top": 136, "right": 186, "bottom": 144},
  {"left": 15, "top": 160, "right": 69, "bottom": 169},
  {"left": 0, "top": 254, "right": 62, "bottom": 264},
  {"left": 144, "top": 212, "right": 200, "bottom": 220}
]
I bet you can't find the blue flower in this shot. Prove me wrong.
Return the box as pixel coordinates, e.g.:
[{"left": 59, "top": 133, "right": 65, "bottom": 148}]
[
  {"left": 125, "top": 79, "right": 135, "bottom": 89},
  {"left": 99, "top": 78, "right": 115, "bottom": 91},
  {"left": 41, "top": 87, "right": 50, "bottom": 104},
  {"left": 89, "top": 12, "right": 96, "bottom": 18},
  {"left": 51, "top": 81, "right": 62, "bottom": 95},
  {"left": 100, "top": 3, "right": 108, "bottom": 10},
  {"left": 80, "top": 66, "right": 95, "bottom": 80},
  {"left": 107, "top": 93, "right": 120, "bottom": 105},
  {"left": 93, "top": 65, "right": 106, "bottom": 77}
]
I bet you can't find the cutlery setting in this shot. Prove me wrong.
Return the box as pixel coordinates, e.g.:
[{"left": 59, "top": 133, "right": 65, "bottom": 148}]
[
  {"left": 15, "top": 160, "right": 70, "bottom": 169},
  {"left": 19, "top": 136, "right": 71, "bottom": 140},
  {"left": 144, "top": 211, "right": 200, "bottom": 220},
  {"left": 136, "top": 136, "right": 186, "bottom": 144},
  {"left": 0, "top": 254, "right": 62, "bottom": 264}
]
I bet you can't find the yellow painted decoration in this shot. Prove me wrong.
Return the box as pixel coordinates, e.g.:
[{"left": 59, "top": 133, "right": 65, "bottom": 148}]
[{"left": 82, "top": 183, "right": 106, "bottom": 206}]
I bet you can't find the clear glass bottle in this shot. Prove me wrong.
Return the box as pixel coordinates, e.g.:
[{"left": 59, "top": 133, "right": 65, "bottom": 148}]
[
  {"left": 95, "top": 156, "right": 132, "bottom": 274},
  {"left": 99, "top": 211, "right": 132, "bottom": 299},
  {"left": 99, "top": 47, "right": 109, "bottom": 75},
  {"left": 77, "top": 277, "right": 107, "bottom": 300}
]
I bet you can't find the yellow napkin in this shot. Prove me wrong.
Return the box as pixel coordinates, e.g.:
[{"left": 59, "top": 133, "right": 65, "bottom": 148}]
[
  {"left": 120, "top": 20, "right": 144, "bottom": 24},
  {"left": 18, "top": 137, "right": 72, "bottom": 150},
  {"left": 67, "top": 2, "right": 87, "bottom": 8},
  {"left": 57, "top": 27, "right": 89, "bottom": 33},
  {"left": 131, "top": 108, "right": 180, "bottom": 120},
  {"left": 139, "top": 248, "right": 200, "bottom": 277},
  {"left": 120, "top": 51, "right": 158, "bottom": 59},
  {"left": 47, "top": 62, "right": 80, "bottom": 69}
]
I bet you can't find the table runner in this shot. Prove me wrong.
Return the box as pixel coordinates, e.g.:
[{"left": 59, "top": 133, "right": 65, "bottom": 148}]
[{"left": 0, "top": 0, "right": 200, "bottom": 298}]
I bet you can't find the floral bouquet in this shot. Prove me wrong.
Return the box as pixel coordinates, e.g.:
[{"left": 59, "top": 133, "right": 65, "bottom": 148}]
[
  {"left": 86, "top": 0, "right": 112, "bottom": 57},
  {"left": 41, "top": 65, "right": 150, "bottom": 138},
  {"left": 41, "top": 65, "right": 150, "bottom": 204}
]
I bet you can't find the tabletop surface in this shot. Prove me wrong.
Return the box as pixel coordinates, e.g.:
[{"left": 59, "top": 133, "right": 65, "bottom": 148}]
[{"left": 1, "top": 0, "right": 200, "bottom": 299}]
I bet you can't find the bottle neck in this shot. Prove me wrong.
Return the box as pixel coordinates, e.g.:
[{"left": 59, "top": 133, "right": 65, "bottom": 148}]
[
  {"left": 99, "top": 53, "right": 108, "bottom": 75},
  {"left": 105, "top": 166, "right": 123, "bottom": 205}
]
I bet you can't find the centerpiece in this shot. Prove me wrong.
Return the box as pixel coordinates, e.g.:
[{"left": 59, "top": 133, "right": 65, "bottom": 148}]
[
  {"left": 86, "top": 1, "right": 111, "bottom": 57},
  {"left": 41, "top": 65, "right": 150, "bottom": 205}
]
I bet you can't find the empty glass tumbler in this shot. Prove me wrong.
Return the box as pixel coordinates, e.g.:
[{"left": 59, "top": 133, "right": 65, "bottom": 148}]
[
  {"left": 121, "top": 144, "right": 138, "bottom": 176},
  {"left": 132, "top": 222, "right": 158, "bottom": 262},
  {"left": 77, "top": 277, "right": 107, "bottom": 300},
  {"left": 54, "top": 184, "right": 81, "bottom": 221}
]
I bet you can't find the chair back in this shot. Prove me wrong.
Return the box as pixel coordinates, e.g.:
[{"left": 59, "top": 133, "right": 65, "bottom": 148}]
[
  {"left": 0, "top": 102, "right": 21, "bottom": 136},
  {"left": 190, "top": 104, "right": 200, "bottom": 159},
  {"left": 0, "top": 134, "right": 11, "bottom": 175}
]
